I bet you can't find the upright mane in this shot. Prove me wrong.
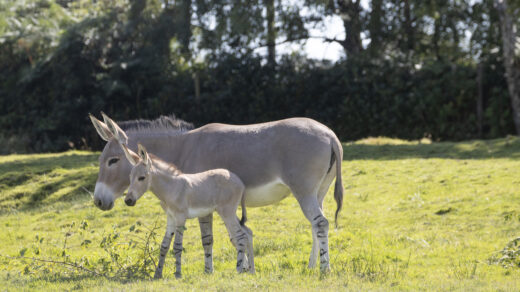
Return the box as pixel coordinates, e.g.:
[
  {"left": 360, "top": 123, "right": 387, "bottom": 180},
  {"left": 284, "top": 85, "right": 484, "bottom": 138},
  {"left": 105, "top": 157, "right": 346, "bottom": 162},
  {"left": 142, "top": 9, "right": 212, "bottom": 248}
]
[{"left": 117, "top": 114, "right": 194, "bottom": 134}]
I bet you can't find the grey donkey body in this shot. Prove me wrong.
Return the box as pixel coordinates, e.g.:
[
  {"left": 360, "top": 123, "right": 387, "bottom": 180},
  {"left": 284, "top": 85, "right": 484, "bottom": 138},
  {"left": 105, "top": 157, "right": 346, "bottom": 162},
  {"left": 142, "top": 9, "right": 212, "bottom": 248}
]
[
  {"left": 90, "top": 113, "right": 343, "bottom": 272},
  {"left": 121, "top": 143, "right": 254, "bottom": 278}
]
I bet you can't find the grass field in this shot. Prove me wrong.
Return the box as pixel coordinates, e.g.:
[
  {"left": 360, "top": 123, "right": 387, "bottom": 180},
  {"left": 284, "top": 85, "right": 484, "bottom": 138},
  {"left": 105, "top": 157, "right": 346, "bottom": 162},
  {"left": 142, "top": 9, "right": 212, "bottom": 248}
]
[{"left": 1, "top": 137, "right": 520, "bottom": 291}]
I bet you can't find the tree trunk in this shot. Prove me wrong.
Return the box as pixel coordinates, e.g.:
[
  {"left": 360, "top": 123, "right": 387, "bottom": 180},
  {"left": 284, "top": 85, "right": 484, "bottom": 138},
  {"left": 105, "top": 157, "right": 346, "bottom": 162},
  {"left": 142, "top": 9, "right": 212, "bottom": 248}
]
[
  {"left": 337, "top": 0, "right": 363, "bottom": 56},
  {"left": 177, "top": 0, "right": 192, "bottom": 58},
  {"left": 477, "top": 62, "right": 484, "bottom": 138},
  {"left": 265, "top": 0, "right": 276, "bottom": 65},
  {"left": 496, "top": 0, "right": 520, "bottom": 134},
  {"left": 367, "top": 0, "right": 383, "bottom": 55},
  {"left": 403, "top": 0, "right": 415, "bottom": 52}
]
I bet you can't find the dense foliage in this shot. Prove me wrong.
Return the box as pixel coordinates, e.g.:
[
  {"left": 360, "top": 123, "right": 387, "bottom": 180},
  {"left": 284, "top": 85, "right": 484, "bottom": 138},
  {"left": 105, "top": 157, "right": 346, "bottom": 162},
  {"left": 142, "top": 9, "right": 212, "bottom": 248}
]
[{"left": 0, "top": 0, "right": 518, "bottom": 153}]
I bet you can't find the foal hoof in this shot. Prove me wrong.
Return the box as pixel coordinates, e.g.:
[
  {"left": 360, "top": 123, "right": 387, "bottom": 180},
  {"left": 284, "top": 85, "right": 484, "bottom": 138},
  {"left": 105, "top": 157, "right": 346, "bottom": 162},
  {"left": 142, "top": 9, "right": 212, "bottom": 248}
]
[
  {"left": 153, "top": 273, "right": 163, "bottom": 280},
  {"left": 175, "top": 272, "right": 182, "bottom": 279},
  {"left": 237, "top": 266, "right": 248, "bottom": 274}
]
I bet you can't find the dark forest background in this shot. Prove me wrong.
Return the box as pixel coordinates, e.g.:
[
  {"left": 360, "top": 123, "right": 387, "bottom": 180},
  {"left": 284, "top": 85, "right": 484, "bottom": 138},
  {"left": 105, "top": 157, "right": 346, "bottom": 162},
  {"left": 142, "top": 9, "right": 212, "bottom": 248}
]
[{"left": 1, "top": 0, "right": 519, "bottom": 153}]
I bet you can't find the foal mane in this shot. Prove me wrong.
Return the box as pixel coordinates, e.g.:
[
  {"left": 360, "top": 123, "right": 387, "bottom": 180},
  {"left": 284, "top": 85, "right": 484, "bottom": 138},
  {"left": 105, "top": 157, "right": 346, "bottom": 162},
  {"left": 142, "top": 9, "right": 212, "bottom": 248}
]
[
  {"left": 118, "top": 114, "right": 194, "bottom": 134},
  {"left": 148, "top": 153, "right": 183, "bottom": 176}
]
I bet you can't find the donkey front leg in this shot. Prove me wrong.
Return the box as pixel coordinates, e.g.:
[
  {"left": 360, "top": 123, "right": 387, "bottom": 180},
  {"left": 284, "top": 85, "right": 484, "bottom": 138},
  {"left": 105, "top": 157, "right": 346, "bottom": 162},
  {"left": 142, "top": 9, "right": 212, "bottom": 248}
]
[
  {"left": 198, "top": 214, "right": 214, "bottom": 273},
  {"left": 154, "top": 214, "right": 175, "bottom": 279},
  {"left": 173, "top": 217, "right": 187, "bottom": 279}
]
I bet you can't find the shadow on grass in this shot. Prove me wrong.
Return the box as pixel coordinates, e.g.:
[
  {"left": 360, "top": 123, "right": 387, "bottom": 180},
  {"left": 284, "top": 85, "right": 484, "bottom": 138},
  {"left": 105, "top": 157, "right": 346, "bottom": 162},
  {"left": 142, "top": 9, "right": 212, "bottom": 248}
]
[
  {"left": 342, "top": 138, "right": 520, "bottom": 160},
  {"left": 0, "top": 153, "right": 99, "bottom": 174},
  {"left": 6, "top": 273, "right": 143, "bottom": 287},
  {"left": 0, "top": 153, "right": 99, "bottom": 214}
]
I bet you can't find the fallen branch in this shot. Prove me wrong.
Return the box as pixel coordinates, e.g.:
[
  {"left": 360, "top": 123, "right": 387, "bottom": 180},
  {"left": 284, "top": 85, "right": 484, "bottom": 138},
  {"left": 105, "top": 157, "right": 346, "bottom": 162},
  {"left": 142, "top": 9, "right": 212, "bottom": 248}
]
[{"left": 0, "top": 254, "right": 110, "bottom": 279}]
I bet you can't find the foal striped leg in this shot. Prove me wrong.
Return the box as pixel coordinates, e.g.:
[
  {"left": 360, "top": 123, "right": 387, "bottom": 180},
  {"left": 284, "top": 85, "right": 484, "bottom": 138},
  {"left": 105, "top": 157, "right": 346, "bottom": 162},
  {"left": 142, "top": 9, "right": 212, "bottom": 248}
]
[
  {"left": 173, "top": 225, "right": 185, "bottom": 278},
  {"left": 221, "top": 216, "right": 249, "bottom": 273},
  {"left": 233, "top": 227, "right": 249, "bottom": 273},
  {"left": 198, "top": 214, "right": 214, "bottom": 273},
  {"left": 154, "top": 215, "right": 175, "bottom": 279}
]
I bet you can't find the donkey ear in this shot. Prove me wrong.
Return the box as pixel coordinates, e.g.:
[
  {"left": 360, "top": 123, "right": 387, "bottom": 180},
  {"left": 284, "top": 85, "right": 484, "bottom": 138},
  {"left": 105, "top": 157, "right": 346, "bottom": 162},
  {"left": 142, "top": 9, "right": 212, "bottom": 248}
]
[
  {"left": 89, "top": 114, "right": 112, "bottom": 142},
  {"left": 137, "top": 144, "right": 152, "bottom": 171},
  {"left": 102, "top": 112, "right": 128, "bottom": 145},
  {"left": 120, "top": 144, "right": 138, "bottom": 166}
]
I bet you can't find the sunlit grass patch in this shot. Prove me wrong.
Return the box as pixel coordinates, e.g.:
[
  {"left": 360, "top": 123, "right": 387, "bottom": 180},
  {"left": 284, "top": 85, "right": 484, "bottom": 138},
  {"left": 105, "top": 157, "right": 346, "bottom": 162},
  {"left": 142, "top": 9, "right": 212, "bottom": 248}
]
[{"left": 1, "top": 139, "right": 520, "bottom": 290}]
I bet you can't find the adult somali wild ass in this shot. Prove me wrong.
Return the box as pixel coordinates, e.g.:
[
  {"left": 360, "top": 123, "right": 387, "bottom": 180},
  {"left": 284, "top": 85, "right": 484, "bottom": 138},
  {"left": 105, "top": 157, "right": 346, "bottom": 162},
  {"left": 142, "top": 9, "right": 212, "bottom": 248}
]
[
  {"left": 120, "top": 143, "right": 254, "bottom": 278},
  {"left": 90, "top": 113, "right": 343, "bottom": 272}
]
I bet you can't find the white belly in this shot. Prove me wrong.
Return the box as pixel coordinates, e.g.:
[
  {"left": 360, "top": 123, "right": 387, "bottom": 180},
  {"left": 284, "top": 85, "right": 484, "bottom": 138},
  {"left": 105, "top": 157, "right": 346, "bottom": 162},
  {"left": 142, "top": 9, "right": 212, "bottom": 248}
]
[
  {"left": 187, "top": 207, "right": 214, "bottom": 218},
  {"left": 166, "top": 206, "right": 214, "bottom": 219},
  {"left": 245, "top": 179, "right": 291, "bottom": 207}
]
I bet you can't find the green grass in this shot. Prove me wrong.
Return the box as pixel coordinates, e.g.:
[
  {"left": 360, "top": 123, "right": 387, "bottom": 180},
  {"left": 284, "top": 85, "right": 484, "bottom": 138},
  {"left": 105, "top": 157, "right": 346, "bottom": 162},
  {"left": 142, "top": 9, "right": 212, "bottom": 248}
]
[{"left": 1, "top": 137, "right": 520, "bottom": 291}]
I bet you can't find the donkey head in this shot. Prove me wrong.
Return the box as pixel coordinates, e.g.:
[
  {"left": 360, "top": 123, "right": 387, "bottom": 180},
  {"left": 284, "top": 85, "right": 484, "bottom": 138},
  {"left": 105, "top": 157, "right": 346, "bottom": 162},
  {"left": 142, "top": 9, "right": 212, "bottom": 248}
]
[
  {"left": 123, "top": 144, "right": 153, "bottom": 207},
  {"left": 90, "top": 113, "right": 133, "bottom": 210}
]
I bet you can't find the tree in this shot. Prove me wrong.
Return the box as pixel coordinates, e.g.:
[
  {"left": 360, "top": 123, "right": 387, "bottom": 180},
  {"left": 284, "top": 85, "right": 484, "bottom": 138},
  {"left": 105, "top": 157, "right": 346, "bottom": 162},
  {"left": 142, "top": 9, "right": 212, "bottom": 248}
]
[
  {"left": 265, "top": 0, "right": 276, "bottom": 64},
  {"left": 496, "top": 0, "right": 520, "bottom": 134}
]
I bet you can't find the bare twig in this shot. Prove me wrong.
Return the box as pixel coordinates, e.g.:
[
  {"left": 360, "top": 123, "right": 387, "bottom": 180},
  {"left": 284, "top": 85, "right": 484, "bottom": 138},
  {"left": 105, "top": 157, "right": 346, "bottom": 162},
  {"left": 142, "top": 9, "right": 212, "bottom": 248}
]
[{"left": 0, "top": 254, "right": 110, "bottom": 279}]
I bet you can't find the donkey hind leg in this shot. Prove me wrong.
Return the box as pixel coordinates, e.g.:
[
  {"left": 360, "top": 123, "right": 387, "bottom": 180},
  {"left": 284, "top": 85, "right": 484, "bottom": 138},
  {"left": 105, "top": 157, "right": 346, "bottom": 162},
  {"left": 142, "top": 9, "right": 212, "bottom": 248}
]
[
  {"left": 309, "top": 167, "right": 337, "bottom": 268},
  {"left": 198, "top": 214, "right": 214, "bottom": 273},
  {"left": 296, "top": 195, "right": 331, "bottom": 273},
  {"left": 154, "top": 214, "right": 175, "bottom": 279},
  {"left": 240, "top": 224, "right": 255, "bottom": 274},
  {"left": 309, "top": 229, "right": 319, "bottom": 269},
  {"left": 220, "top": 214, "right": 249, "bottom": 273},
  {"left": 173, "top": 217, "right": 187, "bottom": 279}
]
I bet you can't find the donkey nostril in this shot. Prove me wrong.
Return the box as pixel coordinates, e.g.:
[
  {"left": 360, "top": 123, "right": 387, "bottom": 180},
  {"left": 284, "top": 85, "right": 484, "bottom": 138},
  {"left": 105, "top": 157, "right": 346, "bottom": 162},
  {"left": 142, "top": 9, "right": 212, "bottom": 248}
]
[
  {"left": 124, "top": 198, "right": 133, "bottom": 206},
  {"left": 95, "top": 199, "right": 102, "bottom": 207}
]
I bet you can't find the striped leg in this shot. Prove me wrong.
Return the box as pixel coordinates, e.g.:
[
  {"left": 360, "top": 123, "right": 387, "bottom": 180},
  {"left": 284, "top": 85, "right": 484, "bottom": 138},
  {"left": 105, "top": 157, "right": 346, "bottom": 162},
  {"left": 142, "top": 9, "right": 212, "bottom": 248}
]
[
  {"left": 241, "top": 224, "right": 255, "bottom": 274},
  {"left": 173, "top": 221, "right": 186, "bottom": 279},
  {"left": 198, "top": 214, "right": 214, "bottom": 273},
  {"left": 314, "top": 214, "right": 330, "bottom": 272},
  {"left": 222, "top": 217, "right": 249, "bottom": 273},
  {"left": 308, "top": 229, "right": 319, "bottom": 268},
  {"left": 296, "top": 196, "right": 330, "bottom": 272},
  {"left": 154, "top": 215, "right": 175, "bottom": 279}
]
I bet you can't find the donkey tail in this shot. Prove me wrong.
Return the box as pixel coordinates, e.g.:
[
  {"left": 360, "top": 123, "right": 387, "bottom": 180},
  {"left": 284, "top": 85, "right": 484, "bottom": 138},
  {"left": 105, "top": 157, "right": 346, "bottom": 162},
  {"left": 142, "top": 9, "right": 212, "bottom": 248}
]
[
  {"left": 331, "top": 135, "right": 344, "bottom": 227},
  {"left": 239, "top": 187, "right": 247, "bottom": 226}
]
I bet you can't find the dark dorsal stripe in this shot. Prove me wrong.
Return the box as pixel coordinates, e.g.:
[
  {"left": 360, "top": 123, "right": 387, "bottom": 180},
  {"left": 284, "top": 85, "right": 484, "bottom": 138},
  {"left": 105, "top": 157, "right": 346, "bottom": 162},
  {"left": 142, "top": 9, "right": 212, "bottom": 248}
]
[{"left": 117, "top": 114, "right": 194, "bottom": 133}]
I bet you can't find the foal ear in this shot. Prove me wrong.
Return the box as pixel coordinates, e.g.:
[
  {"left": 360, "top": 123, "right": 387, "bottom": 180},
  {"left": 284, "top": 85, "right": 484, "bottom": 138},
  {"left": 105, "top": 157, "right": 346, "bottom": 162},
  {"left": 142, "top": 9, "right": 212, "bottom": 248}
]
[
  {"left": 120, "top": 144, "right": 138, "bottom": 166},
  {"left": 137, "top": 144, "right": 152, "bottom": 171},
  {"left": 89, "top": 114, "right": 112, "bottom": 142},
  {"left": 102, "top": 112, "right": 128, "bottom": 145}
]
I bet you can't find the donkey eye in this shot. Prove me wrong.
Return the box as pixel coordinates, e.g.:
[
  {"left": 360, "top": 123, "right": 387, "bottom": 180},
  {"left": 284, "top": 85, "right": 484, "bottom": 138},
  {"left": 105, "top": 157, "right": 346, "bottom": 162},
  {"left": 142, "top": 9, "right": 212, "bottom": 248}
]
[
  {"left": 108, "top": 158, "right": 119, "bottom": 166},
  {"left": 138, "top": 176, "right": 145, "bottom": 181}
]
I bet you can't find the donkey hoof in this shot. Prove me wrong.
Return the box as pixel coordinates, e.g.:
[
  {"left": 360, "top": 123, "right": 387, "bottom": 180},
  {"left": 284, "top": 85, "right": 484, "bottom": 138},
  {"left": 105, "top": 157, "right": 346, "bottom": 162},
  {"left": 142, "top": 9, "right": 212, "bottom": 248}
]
[
  {"left": 237, "top": 266, "right": 248, "bottom": 274},
  {"left": 319, "top": 266, "right": 331, "bottom": 274},
  {"left": 175, "top": 272, "right": 182, "bottom": 279}
]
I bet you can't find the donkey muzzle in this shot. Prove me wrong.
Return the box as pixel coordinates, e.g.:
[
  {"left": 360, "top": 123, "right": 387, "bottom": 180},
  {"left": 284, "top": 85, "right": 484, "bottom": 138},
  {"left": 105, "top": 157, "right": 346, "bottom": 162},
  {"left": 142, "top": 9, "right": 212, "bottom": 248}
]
[{"left": 124, "top": 197, "right": 136, "bottom": 206}]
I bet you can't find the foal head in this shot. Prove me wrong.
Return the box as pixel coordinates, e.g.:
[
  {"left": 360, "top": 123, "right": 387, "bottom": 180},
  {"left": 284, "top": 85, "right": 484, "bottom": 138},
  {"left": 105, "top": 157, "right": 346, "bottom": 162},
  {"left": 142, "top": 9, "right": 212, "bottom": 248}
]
[{"left": 122, "top": 144, "right": 153, "bottom": 207}]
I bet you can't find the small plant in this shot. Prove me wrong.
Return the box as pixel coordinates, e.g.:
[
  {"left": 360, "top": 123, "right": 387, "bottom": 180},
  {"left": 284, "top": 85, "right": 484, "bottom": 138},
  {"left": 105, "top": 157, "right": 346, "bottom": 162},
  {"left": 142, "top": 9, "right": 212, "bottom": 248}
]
[
  {"left": 2, "top": 218, "right": 162, "bottom": 281},
  {"left": 488, "top": 237, "right": 520, "bottom": 268},
  {"left": 346, "top": 241, "right": 410, "bottom": 283},
  {"left": 449, "top": 260, "right": 478, "bottom": 279}
]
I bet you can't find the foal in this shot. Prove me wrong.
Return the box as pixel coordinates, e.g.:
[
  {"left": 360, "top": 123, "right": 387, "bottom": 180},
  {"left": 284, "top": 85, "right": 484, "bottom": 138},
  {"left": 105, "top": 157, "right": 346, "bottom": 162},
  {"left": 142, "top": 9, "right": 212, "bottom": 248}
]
[{"left": 121, "top": 143, "right": 254, "bottom": 278}]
